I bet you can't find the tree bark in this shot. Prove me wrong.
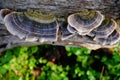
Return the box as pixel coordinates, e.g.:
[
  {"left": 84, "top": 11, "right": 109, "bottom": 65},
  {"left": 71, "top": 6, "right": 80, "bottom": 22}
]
[{"left": 0, "top": 0, "right": 120, "bottom": 52}]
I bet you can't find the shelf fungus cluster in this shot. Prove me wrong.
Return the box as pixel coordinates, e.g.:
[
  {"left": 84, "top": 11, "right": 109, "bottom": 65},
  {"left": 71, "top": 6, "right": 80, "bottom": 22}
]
[
  {"left": 67, "top": 10, "right": 120, "bottom": 46},
  {"left": 0, "top": 9, "right": 120, "bottom": 50},
  {"left": 0, "top": 9, "right": 58, "bottom": 42}
]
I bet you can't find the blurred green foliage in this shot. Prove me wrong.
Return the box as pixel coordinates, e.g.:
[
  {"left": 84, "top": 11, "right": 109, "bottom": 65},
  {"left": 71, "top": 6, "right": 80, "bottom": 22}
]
[{"left": 0, "top": 44, "right": 120, "bottom": 80}]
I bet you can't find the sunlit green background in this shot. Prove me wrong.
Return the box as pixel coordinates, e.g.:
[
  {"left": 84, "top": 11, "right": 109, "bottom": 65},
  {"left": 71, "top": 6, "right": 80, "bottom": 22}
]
[{"left": 0, "top": 44, "right": 120, "bottom": 80}]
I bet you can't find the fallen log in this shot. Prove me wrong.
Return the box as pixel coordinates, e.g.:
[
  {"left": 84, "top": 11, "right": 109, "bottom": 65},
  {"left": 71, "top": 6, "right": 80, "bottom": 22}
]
[{"left": 0, "top": 0, "right": 120, "bottom": 52}]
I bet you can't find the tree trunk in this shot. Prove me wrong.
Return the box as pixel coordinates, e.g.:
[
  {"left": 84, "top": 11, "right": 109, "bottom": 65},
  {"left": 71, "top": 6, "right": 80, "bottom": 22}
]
[{"left": 0, "top": 0, "right": 120, "bottom": 52}]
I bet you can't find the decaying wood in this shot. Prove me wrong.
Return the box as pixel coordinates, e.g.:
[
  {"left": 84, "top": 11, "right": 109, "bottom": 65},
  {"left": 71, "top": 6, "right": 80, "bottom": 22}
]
[{"left": 0, "top": 0, "right": 120, "bottom": 52}]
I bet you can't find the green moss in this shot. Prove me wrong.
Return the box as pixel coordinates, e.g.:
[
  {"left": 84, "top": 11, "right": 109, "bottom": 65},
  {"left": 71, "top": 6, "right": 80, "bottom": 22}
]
[
  {"left": 24, "top": 9, "right": 56, "bottom": 23},
  {"left": 116, "top": 20, "right": 120, "bottom": 26},
  {"left": 76, "top": 9, "right": 95, "bottom": 20},
  {"left": 100, "top": 18, "right": 110, "bottom": 27}
]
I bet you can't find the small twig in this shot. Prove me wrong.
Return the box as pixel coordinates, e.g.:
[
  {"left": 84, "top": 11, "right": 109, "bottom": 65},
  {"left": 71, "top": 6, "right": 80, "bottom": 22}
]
[{"left": 100, "top": 66, "right": 105, "bottom": 80}]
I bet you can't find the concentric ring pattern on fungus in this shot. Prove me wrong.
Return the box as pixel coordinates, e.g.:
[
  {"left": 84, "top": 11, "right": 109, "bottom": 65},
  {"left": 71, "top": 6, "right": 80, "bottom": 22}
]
[{"left": 1, "top": 9, "right": 120, "bottom": 49}]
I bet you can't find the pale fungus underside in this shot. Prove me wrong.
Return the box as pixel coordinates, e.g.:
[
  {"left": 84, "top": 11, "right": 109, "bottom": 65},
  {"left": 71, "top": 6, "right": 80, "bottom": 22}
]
[{"left": 0, "top": 9, "right": 120, "bottom": 50}]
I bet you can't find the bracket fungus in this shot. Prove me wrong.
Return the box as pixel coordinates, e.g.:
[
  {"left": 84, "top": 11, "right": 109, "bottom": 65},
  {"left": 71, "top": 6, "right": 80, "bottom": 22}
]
[
  {"left": 67, "top": 9, "right": 120, "bottom": 47},
  {"left": 67, "top": 10, "right": 104, "bottom": 35},
  {"left": 60, "top": 22, "right": 76, "bottom": 40},
  {"left": 67, "top": 24, "right": 77, "bottom": 34},
  {"left": 0, "top": 9, "right": 120, "bottom": 50},
  {"left": 90, "top": 19, "right": 117, "bottom": 38},
  {"left": 3, "top": 9, "right": 59, "bottom": 42},
  {"left": 94, "top": 30, "right": 120, "bottom": 45}
]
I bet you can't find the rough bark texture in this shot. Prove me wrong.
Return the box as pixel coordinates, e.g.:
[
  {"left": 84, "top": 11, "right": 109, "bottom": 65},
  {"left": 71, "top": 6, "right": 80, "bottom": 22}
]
[{"left": 0, "top": 0, "right": 120, "bottom": 52}]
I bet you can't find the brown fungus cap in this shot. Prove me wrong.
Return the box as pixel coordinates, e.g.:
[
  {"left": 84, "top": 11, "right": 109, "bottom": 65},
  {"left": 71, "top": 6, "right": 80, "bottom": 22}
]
[{"left": 0, "top": 9, "right": 11, "bottom": 24}]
